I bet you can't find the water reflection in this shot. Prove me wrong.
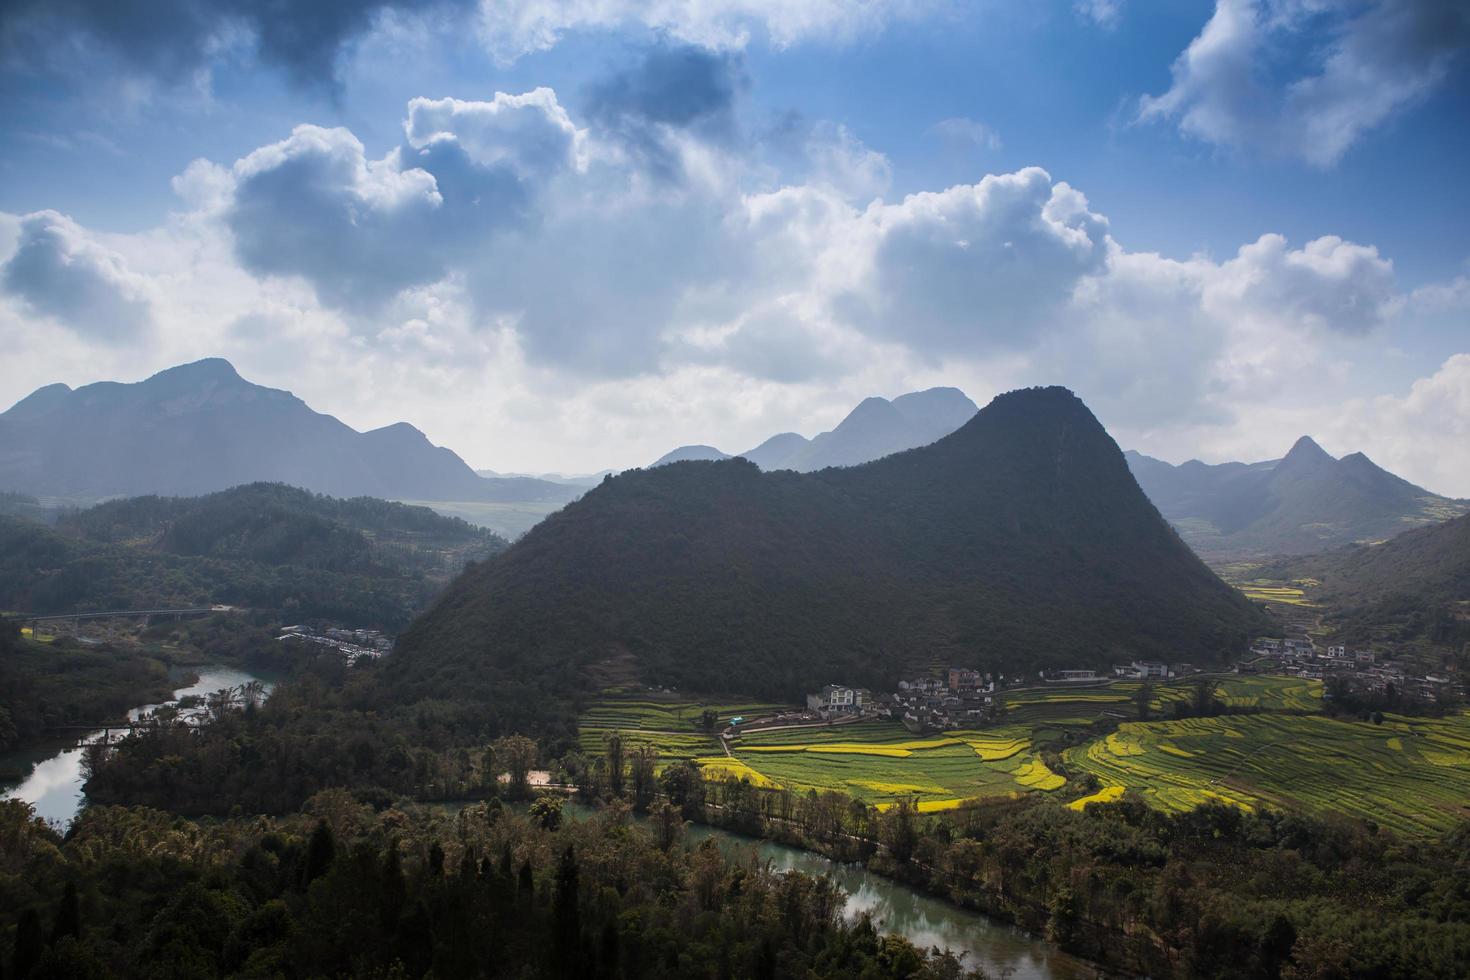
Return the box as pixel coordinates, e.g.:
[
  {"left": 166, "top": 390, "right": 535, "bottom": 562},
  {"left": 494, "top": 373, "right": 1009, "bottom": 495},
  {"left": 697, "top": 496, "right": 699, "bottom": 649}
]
[{"left": 0, "top": 665, "right": 275, "bottom": 825}]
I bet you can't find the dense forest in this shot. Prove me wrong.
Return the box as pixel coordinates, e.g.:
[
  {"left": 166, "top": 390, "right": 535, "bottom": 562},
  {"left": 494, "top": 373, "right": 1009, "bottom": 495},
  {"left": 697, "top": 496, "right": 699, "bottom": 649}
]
[
  {"left": 0, "top": 793, "right": 988, "bottom": 980},
  {"left": 0, "top": 620, "right": 176, "bottom": 753},
  {"left": 0, "top": 484, "right": 508, "bottom": 630},
  {"left": 393, "top": 387, "right": 1265, "bottom": 718}
]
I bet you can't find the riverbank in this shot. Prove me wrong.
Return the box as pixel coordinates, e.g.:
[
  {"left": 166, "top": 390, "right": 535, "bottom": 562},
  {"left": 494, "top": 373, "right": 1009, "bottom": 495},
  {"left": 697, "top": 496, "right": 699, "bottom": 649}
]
[{"left": 0, "top": 664, "right": 276, "bottom": 824}]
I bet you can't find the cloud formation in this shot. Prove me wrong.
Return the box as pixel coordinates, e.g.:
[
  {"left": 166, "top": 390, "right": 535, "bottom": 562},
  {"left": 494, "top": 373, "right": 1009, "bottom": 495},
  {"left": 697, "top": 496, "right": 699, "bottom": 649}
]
[
  {"left": 1, "top": 210, "right": 153, "bottom": 340},
  {"left": 0, "top": 0, "right": 475, "bottom": 89},
  {"left": 477, "top": 0, "right": 944, "bottom": 63},
  {"left": 1141, "top": 0, "right": 1470, "bottom": 166}
]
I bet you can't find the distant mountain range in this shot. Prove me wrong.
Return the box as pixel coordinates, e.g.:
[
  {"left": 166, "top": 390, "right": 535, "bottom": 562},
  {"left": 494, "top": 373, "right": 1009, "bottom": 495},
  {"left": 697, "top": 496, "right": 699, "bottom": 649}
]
[
  {"left": 651, "top": 387, "right": 979, "bottom": 471},
  {"left": 0, "top": 359, "right": 583, "bottom": 512},
  {"left": 392, "top": 386, "right": 1263, "bottom": 730},
  {"left": 1126, "top": 437, "right": 1468, "bottom": 560}
]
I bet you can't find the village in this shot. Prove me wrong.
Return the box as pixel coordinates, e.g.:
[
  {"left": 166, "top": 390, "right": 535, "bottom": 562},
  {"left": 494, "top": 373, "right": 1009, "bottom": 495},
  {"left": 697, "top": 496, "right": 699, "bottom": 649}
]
[
  {"left": 1243, "top": 635, "right": 1461, "bottom": 702},
  {"left": 275, "top": 624, "right": 393, "bottom": 665}
]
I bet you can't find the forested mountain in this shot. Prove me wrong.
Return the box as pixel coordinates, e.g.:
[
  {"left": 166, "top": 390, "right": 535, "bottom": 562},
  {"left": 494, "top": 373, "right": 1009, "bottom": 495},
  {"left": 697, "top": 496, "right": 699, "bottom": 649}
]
[
  {"left": 0, "top": 359, "right": 581, "bottom": 507},
  {"left": 1261, "top": 513, "right": 1470, "bottom": 654},
  {"left": 393, "top": 387, "right": 1262, "bottom": 720},
  {"left": 653, "top": 387, "right": 979, "bottom": 472},
  {"left": 0, "top": 484, "right": 506, "bottom": 629},
  {"left": 1126, "top": 437, "right": 1467, "bottom": 560}
]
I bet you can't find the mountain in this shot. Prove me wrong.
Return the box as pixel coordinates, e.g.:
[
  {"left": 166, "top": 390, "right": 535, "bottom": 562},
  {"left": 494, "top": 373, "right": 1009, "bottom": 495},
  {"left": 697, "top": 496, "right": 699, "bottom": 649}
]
[
  {"left": 653, "top": 386, "right": 979, "bottom": 472},
  {"left": 0, "top": 483, "right": 506, "bottom": 629},
  {"left": 0, "top": 359, "right": 582, "bottom": 508},
  {"left": 391, "top": 387, "right": 1263, "bottom": 729},
  {"left": 650, "top": 445, "right": 730, "bottom": 467},
  {"left": 1259, "top": 513, "right": 1470, "bottom": 654},
  {"left": 1126, "top": 436, "right": 1467, "bottom": 560}
]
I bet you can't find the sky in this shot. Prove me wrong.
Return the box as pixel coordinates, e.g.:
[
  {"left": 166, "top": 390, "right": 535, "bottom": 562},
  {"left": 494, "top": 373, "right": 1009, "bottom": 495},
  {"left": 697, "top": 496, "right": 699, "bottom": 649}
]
[{"left": 1, "top": 0, "right": 1467, "bottom": 493}]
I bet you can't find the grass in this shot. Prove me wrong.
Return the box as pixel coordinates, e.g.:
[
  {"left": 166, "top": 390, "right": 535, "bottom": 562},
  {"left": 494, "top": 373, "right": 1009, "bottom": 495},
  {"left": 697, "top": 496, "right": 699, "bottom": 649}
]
[{"left": 1064, "top": 711, "right": 1470, "bottom": 836}]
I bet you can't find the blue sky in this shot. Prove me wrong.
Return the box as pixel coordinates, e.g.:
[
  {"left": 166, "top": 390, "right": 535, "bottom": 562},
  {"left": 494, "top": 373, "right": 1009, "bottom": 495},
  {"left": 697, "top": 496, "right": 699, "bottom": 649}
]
[{"left": 1, "top": 0, "right": 1468, "bottom": 492}]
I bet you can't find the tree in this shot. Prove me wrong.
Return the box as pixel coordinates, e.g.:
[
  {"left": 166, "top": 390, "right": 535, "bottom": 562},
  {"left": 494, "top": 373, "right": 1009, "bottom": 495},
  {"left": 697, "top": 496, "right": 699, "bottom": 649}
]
[
  {"left": 881, "top": 798, "right": 919, "bottom": 864},
  {"left": 13, "top": 907, "right": 43, "bottom": 978},
  {"left": 50, "top": 881, "right": 80, "bottom": 945},
  {"left": 604, "top": 731, "right": 626, "bottom": 797},
  {"left": 493, "top": 735, "right": 537, "bottom": 800},
  {"left": 629, "top": 745, "right": 658, "bottom": 811},
  {"left": 529, "top": 795, "right": 564, "bottom": 831},
  {"left": 302, "top": 820, "right": 336, "bottom": 888},
  {"left": 1135, "top": 681, "right": 1154, "bottom": 721},
  {"left": 700, "top": 708, "right": 719, "bottom": 732},
  {"left": 1194, "top": 677, "right": 1217, "bottom": 717}
]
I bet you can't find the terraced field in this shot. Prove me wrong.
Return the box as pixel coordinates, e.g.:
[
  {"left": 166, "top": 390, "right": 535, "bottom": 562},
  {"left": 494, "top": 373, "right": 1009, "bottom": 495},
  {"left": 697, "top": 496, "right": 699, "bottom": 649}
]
[
  {"left": 726, "top": 722, "right": 1063, "bottom": 807},
  {"left": 1001, "top": 675, "right": 1322, "bottom": 729},
  {"left": 573, "top": 679, "right": 1470, "bottom": 835},
  {"left": 1064, "top": 711, "right": 1470, "bottom": 836},
  {"left": 576, "top": 696, "right": 787, "bottom": 758}
]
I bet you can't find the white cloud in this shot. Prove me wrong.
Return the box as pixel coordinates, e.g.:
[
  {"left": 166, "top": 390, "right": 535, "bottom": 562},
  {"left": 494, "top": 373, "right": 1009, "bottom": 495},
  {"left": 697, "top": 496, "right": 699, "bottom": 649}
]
[
  {"left": 4, "top": 72, "right": 1463, "bottom": 490},
  {"left": 475, "top": 0, "right": 947, "bottom": 63},
  {"left": 931, "top": 117, "right": 1002, "bottom": 151},
  {"left": 0, "top": 210, "right": 154, "bottom": 341},
  {"left": 404, "top": 89, "right": 586, "bottom": 176},
  {"left": 1140, "top": 0, "right": 1470, "bottom": 166},
  {"left": 1075, "top": 0, "right": 1122, "bottom": 29}
]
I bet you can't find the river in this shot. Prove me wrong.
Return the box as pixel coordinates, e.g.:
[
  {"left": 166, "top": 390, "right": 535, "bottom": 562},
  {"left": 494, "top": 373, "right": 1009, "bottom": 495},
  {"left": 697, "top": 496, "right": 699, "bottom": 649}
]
[
  {"left": 553, "top": 802, "right": 1103, "bottom": 979},
  {"left": 0, "top": 664, "right": 276, "bottom": 825}
]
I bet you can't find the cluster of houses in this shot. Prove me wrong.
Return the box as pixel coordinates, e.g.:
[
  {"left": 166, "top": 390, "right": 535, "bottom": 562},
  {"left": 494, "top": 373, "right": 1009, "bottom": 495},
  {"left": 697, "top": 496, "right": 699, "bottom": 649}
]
[
  {"left": 276, "top": 624, "right": 392, "bottom": 665},
  {"left": 1040, "top": 660, "right": 1179, "bottom": 684},
  {"left": 1247, "top": 636, "right": 1459, "bottom": 701},
  {"left": 804, "top": 668, "right": 1001, "bottom": 733}
]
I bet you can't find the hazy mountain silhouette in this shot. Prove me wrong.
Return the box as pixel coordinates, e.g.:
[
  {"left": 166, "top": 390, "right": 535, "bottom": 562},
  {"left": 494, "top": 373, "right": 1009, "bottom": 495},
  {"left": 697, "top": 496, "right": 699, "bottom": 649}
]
[
  {"left": 652, "top": 386, "right": 979, "bottom": 471},
  {"left": 1126, "top": 436, "right": 1467, "bottom": 559},
  {"left": 0, "top": 359, "right": 582, "bottom": 507}
]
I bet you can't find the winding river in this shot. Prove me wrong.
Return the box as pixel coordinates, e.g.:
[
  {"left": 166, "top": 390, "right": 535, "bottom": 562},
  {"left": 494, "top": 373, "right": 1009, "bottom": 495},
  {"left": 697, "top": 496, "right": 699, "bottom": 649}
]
[
  {"left": 0, "top": 665, "right": 276, "bottom": 825},
  {"left": 555, "top": 802, "right": 1103, "bottom": 979}
]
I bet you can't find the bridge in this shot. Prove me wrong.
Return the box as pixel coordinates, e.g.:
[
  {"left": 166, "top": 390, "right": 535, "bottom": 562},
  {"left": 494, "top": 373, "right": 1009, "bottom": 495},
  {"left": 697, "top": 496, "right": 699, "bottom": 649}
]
[{"left": 13, "top": 606, "right": 233, "bottom": 625}]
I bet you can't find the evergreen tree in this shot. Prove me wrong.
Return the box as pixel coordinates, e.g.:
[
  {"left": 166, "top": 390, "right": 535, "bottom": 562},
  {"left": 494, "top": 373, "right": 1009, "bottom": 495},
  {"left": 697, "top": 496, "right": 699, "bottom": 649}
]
[
  {"left": 12, "top": 908, "right": 42, "bottom": 979},
  {"left": 301, "top": 820, "right": 336, "bottom": 888},
  {"left": 49, "top": 882, "right": 79, "bottom": 945}
]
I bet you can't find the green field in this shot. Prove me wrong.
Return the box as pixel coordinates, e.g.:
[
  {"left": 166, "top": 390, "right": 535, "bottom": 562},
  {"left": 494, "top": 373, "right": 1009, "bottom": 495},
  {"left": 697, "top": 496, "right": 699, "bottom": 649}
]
[
  {"left": 576, "top": 695, "right": 786, "bottom": 758},
  {"left": 726, "top": 722, "right": 1062, "bottom": 807},
  {"left": 1065, "top": 711, "right": 1470, "bottom": 836},
  {"left": 575, "top": 678, "right": 1470, "bottom": 836}
]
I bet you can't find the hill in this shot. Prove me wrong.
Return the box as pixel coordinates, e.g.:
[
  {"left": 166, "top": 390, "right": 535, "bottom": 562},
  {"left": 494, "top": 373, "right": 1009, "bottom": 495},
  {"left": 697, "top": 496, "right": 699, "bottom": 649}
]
[
  {"left": 653, "top": 386, "right": 979, "bottom": 471},
  {"left": 0, "top": 359, "right": 582, "bottom": 510},
  {"left": 1260, "top": 513, "right": 1470, "bottom": 656},
  {"left": 1126, "top": 436, "right": 1467, "bottom": 560},
  {"left": 0, "top": 484, "right": 507, "bottom": 630},
  {"left": 392, "top": 386, "right": 1263, "bottom": 728}
]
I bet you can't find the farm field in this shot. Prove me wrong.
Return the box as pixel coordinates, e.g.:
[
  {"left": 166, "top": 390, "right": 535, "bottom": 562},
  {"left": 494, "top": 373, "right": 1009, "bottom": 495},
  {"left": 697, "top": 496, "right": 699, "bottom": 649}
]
[
  {"left": 577, "top": 677, "right": 1470, "bottom": 829},
  {"left": 727, "top": 722, "right": 1063, "bottom": 807},
  {"left": 576, "top": 695, "right": 787, "bottom": 757},
  {"left": 1000, "top": 675, "right": 1322, "bottom": 728},
  {"left": 1064, "top": 711, "right": 1470, "bottom": 836}
]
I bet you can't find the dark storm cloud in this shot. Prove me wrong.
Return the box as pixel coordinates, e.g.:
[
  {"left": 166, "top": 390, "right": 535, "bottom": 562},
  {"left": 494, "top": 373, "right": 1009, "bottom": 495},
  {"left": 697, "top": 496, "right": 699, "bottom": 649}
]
[
  {"left": 0, "top": 0, "right": 474, "bottom": 89},
  {"left": 585, "top": 43, "right": 745, "bottom": 180}
]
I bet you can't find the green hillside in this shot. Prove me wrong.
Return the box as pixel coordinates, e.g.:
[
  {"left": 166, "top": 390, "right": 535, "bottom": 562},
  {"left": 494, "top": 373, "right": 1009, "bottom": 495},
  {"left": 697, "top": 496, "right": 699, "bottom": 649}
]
[
  {"left": 391, "top": 387, "right": 1265, "bottom": 729},
  {"left": 0, "top": 484, "right": 507, "bottom": 630},
  {"left": 1260, "top": 512, "right": 1470, "bottom": 654}
]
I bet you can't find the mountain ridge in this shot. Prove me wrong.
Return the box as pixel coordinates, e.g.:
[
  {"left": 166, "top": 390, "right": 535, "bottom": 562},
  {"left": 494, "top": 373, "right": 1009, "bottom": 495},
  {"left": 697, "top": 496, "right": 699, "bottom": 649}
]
[
  {"left": 652, "top": 386, "right": 980, "bottom": 472},
  {"left": 1125, "top": 440, "right": 1466, "bottom": 559},
  {"left": 391, "top": 385, "right": 1263, "bottom": 731},
  {"left": 0, "top": 359, "right": 583, "bottom": 510}
]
